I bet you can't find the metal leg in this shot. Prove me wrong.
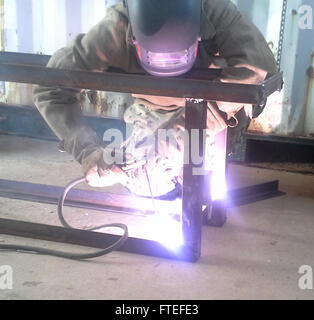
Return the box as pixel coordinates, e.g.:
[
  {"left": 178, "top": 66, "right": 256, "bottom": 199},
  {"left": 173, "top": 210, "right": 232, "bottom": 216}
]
[
  {"left": 204, "top": 200, "right": 228, "bottom": 227},
  {"left": 181, "top": 100, "right": 207, "bottom": 261},
  {"left": 202, "top": 129, "right": 286, "bottom": 227}
]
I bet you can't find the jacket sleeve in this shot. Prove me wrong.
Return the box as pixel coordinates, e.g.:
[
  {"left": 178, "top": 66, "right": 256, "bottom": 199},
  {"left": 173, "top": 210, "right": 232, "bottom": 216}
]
[
  {"left": 203, "top": 0, "right": 278, "bottom": 77},
  {"left": 33, "top": 6, "right": 135, "bottom": 168}
]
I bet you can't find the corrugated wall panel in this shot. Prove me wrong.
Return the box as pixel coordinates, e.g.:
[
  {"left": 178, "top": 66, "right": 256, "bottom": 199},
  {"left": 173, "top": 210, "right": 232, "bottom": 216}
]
[
  {"left": 3, "top": 0, "right": 113, "bottom": 54},
  {"left": 1, "top": 0, "right": 126, "bottom": 117}
]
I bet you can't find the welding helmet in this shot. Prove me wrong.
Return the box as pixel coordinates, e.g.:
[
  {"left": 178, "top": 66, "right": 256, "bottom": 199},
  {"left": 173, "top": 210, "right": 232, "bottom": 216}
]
[{"left": 125, "top": 0, "right": 201, "bottom": 77}]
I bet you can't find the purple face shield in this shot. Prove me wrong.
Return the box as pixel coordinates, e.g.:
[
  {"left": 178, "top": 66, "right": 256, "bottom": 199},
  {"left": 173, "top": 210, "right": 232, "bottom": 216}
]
[{"left": 125, "top": 0, "right": 202, "bottom": 77}]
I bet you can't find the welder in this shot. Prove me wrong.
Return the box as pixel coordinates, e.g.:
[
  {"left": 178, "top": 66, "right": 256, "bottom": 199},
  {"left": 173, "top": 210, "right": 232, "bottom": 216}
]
[{"left": 33, "top": 0, "right": 278, "bottom": 198}]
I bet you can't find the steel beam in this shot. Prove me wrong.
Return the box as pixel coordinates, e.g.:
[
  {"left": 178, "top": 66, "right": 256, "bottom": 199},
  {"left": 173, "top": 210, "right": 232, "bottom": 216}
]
[
  {"left": 0, "top": 217, "right": 196, "bottom": 262},
  {"left": 227, "top": 180, "right": 285, "bottom": 208},
  {"left": 0, "top": 179, "right": 285, "bottom": 216},
  {"left": 0, "top": 53, "right": 283, "bottom": 104},
  {"left": 181, "top": 100, "right": 207, "bottom": 261},
  {"left": 0, "top": 51, "right": 222, "bottom": 80},
  {"left": 0, "top": 179, "right": 172, "bottom": 216},
  {"left": 0, "top": 51, "right": 51, "bottom": 67}
]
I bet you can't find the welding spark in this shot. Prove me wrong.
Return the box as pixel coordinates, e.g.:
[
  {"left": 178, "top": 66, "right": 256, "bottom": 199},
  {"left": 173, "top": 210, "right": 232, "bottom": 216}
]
[
  {"left": 150, "top": 213, "right": 184, "bottom": 249},
  {"left": 147, "top": 198, "right": 184, "bottom": 250}
]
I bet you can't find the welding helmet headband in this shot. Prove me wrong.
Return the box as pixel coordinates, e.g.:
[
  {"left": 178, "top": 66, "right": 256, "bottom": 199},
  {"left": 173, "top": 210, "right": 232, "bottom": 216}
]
[{"left": 125, "top": 0, "right": 201, "bottom": 77}]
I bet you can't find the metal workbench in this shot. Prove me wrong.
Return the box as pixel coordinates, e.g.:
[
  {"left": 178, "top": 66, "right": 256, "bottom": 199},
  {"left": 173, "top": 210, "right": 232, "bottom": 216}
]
[{"left": 0, "top": 52, "right": 284, "bottom": 262}]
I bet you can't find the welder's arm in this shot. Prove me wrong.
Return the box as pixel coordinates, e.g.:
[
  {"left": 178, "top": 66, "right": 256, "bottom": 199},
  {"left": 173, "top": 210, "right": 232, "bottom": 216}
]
[
  {"left": 33, "top": 7, "right": 132, "bottom": 183},
  {"left": 205, "top": 0, "right": 278, "bottom": 76},
  {"left": 204, "top": 0, "right": 278, "bottom": 119}
]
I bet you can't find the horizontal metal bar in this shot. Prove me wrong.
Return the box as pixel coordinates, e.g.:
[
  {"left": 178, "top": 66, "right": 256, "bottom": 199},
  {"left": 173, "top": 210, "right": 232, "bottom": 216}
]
[
  {"left": 0, "top": 179, "right": 285, "bottom": 217},
  {"left": 260, "top": 72, "right": 284, "bottom": 101},
  {"left": 0, "top": 179, "right": 176, "bottom": 216},
  {"left": 227, "top": 180, "right": 286, "bottom": 207},
  {"left": 0, "top": 217, "right": 197, "bottom": 262},
  {"left": 0, "top": 52, "right": 224, "bottom": 80},
  {"left": 0, "top": 51, "right": 51, "bottom": 66},
  {"left": 0, "top": 61, "right": 280, "bottom": 104},
  {"left": 246, "top": 131, "right": 314, "bottom": 146}
]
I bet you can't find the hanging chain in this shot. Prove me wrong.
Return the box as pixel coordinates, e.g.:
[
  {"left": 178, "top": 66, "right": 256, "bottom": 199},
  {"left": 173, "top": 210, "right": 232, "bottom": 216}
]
[{"left": 277, "top": 0, "right": 288, "bottom": 69}]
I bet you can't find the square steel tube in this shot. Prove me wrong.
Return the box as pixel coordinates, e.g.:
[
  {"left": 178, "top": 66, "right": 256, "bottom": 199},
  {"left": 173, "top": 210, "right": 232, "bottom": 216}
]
[
  {"left": 0, "top": 218, "right": 198, "bottom": 262},
  {"left": 0, "top": 52, "right": 283, "bottom": 104},
  {"left": 182, "top": 100, "right": 208, "bottom": 261}
]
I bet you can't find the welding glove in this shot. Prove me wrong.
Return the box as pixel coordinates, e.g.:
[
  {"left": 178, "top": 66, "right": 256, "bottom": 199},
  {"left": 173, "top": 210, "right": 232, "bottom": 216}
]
[
  {"left": 58, "top": 126, "right": 127, "bottom": 188},
  {"left": 206, "top": 102, "right": 228, "bottom": 135},
  {"left": 82, "top": 148, "right": 128, "bottom": 188},
  {"left": 217, "top": 65, "right": 269, "bottom": 119}
]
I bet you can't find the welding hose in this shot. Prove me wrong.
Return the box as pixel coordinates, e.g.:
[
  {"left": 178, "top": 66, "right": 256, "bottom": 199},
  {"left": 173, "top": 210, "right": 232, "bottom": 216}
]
[
  {"left": 56, "top": 177, "right": 129, "bottom": 259},
  {"left": 0, "top": 178, "right": 129, "bottom": 260}
]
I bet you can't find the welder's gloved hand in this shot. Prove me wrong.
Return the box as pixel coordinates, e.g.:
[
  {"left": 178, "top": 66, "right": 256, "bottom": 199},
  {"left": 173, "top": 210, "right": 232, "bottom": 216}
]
[
  {"left": 218, "top": 65, "right": 268, "bottom": 119},
  {"left": 86, "top": 164, "right": 128, "bottom": 188},
  {"left": 206, "top": 102, "right": 228, "bottom": 135},
  {"left": 82, "top": 149, "right": 128, "bottom": 188}
]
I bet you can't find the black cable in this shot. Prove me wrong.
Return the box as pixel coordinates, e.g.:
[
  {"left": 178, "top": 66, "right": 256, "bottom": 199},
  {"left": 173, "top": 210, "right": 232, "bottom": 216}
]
[{"left": 0, "top": 178, "right": 129, "bottom": 260}]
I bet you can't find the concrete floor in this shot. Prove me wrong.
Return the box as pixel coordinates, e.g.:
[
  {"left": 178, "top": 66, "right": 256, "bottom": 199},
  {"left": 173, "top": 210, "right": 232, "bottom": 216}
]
[{"left": 0, "top": 134, "right": 314, "bottom": 300}]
